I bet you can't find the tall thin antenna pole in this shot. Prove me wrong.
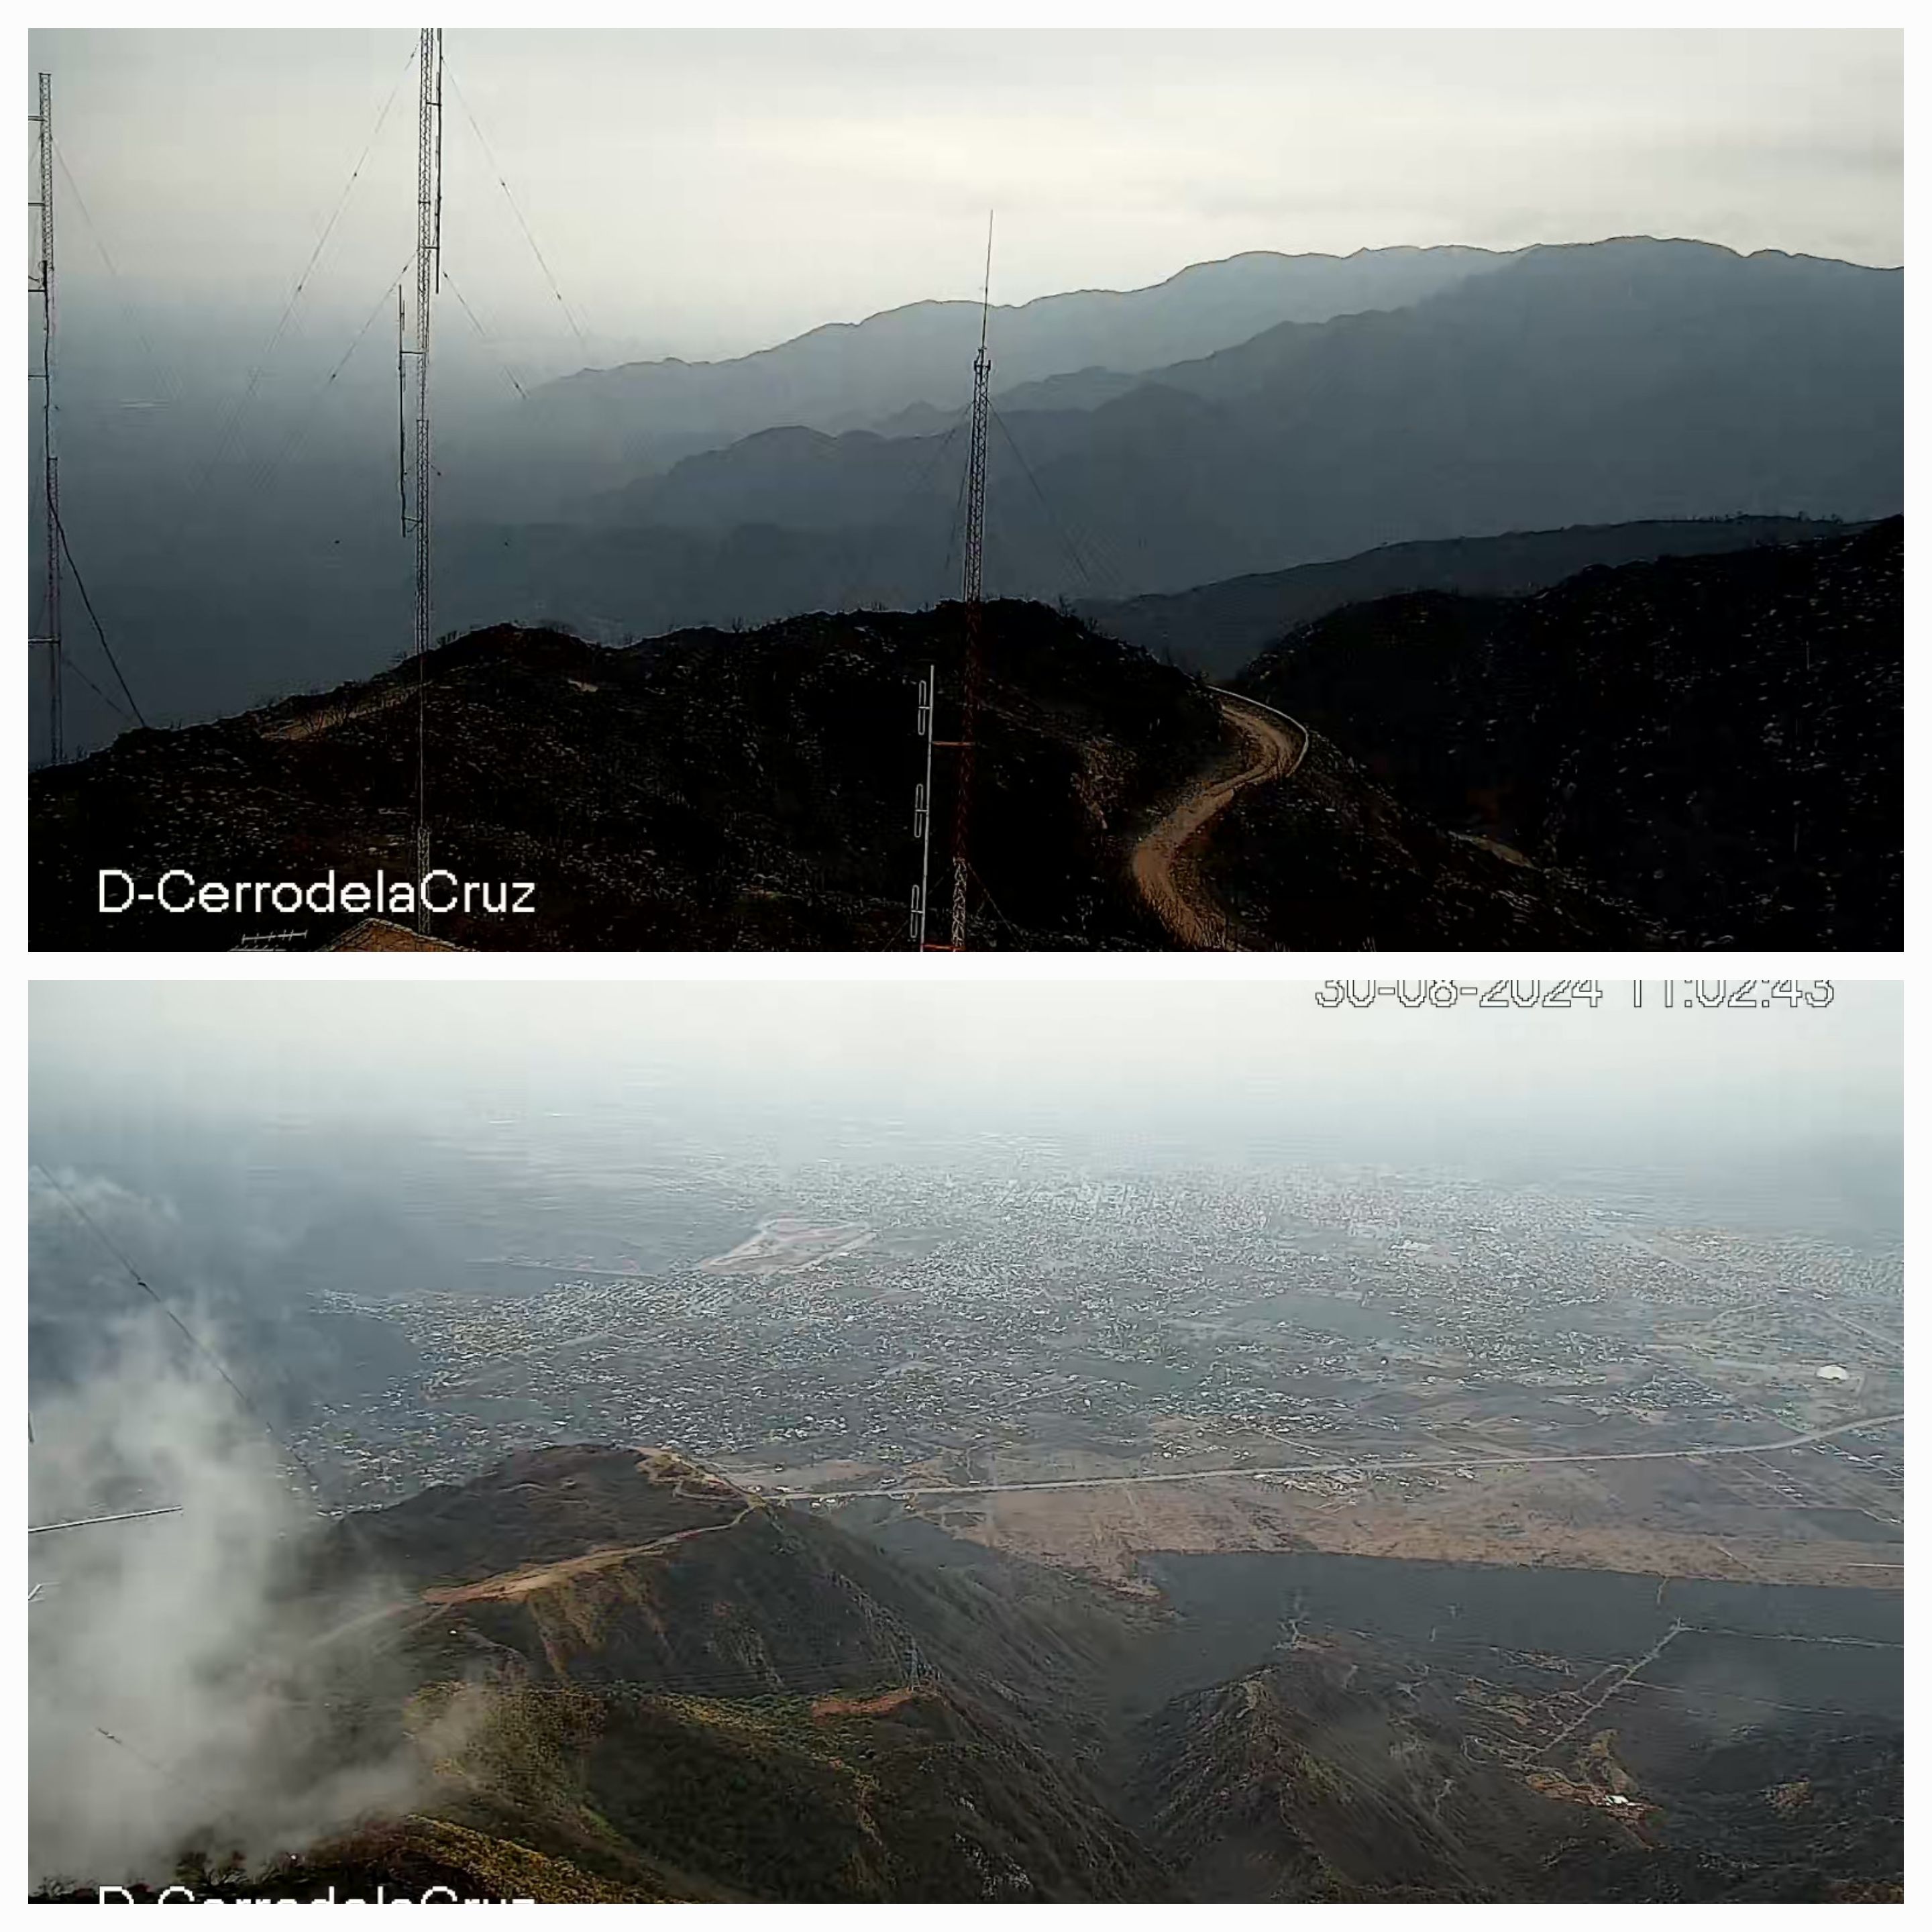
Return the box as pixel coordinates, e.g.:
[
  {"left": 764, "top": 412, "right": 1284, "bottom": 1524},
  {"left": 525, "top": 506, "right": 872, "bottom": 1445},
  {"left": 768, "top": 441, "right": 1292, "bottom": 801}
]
[
  {"left": 911, "top": 663, "right": 936, "bottom": 947},
  {"left": 947, "top": 212, "right": 994, "bottom": 951},
  {"left": 396, "top": 284, "right": 407, "bottom": 534},
  {"left": 410, "top": 28, "right": 442, "bottom": 933},
  {"left": 433, "top": 32, "right": 445, "bottom": 291},
  {"left": 30, "top": 72, "right": 62, "bottom": 766}
]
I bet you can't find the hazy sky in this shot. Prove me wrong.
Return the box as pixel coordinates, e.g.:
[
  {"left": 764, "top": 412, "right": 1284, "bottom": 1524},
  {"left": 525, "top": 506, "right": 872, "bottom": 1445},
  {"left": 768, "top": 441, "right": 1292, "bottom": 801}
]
[
  {"left": 27, "top": 29, "right": 1903, "bottom": 367},
  {"left": 31, "top": 979, "right": 1902, "bottom": 1173}
]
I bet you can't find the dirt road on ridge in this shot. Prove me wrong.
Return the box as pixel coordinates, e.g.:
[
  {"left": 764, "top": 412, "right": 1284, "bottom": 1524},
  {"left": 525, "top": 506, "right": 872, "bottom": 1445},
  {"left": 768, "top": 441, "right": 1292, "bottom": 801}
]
[{"left": 1132, "top": 690, "right": 1305, "bottom": 947}]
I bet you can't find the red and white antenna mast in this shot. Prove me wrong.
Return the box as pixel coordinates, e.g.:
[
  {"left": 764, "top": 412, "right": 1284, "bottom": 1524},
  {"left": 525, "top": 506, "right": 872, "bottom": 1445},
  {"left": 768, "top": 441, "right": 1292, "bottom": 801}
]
[{"left": 945, "top": 213, "right": 994, "bottom": 951}]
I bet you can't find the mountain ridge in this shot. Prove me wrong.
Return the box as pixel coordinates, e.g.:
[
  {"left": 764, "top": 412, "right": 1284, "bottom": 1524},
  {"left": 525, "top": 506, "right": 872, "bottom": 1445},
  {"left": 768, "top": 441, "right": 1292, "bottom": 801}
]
[
  {"left": 1080, "top": 515, "right": 1874, "bottom": 680},
  {"left": 460, "top": 244, "right": 1510, "bottom": 520},
  {"left": 1225, "top": 517, "right": 1902, "bottom": 950},
  {"left": 32, "top": 522, "right": 1897, "bottom": 952},
  {"left": 27, "top": 596, "right": 1682, "bottom": 953},
  {"left": 497, "top": 238, "right": 1899, "bottom": 637},
  {"left": 32, "top": 1443, "right": 1903, "bottom": 1902}
]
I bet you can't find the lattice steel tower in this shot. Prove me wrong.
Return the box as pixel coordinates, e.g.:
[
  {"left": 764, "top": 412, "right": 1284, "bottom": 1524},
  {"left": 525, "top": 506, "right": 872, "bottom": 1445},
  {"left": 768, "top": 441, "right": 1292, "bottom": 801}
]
[
  {"left": 407, "top": 28, "right": 443, "bottom": 931},
  {"left": 947, "top": 216, "right": 994, "bottom": 951},
  {"left": 30, "top": 72, "right": 61, "bottom": 766}
]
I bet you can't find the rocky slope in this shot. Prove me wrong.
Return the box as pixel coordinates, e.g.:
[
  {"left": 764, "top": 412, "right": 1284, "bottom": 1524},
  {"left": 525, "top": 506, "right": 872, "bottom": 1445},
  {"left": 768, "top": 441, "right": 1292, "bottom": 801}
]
[
  {"left": 30, "top": 605, "right": 1218, "bottom": 953},
  {"left": 245, "top": 1446, "right": 1165, "bottom": 1904},
  {"left": 1195, "top": 720, "right": 1676, "bottom": 950},
  {"left": 1230, "top": 519, "right": 1902, "bottom": 949},
  {"left": 1132, "top": 1648, "right": 1903, "bottom": 1904},
  {"left": 32, "top": 517, "right": 1897, "bottom": 951},
  {"left": 30, "top": 601, "right": 1655, "bottom": 953}
]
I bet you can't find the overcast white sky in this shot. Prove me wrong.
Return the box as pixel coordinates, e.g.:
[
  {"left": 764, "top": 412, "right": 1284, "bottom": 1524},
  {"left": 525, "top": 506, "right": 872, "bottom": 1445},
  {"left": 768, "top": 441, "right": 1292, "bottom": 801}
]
[
  {"left": 30, "top": 979, "right": 1902, "bottom": 1166},
  {"left": 26, "top": 29, "right": 1903, "bottom": 366}
]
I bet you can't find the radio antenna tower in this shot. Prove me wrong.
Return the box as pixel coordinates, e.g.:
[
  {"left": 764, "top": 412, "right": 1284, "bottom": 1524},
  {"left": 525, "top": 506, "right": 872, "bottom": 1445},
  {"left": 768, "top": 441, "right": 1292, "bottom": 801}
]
[
  {"left": 402, "top": 28, "right": 443, "bottom": 933},
  {"left": 396, "top": 285, "right": 408, "bottom": 531},
  {"left": 29, "top": 72, "right": 62, "bottom": 766},
  {"left": 946, "top": 213, "right": 994, "bottom": 951}
]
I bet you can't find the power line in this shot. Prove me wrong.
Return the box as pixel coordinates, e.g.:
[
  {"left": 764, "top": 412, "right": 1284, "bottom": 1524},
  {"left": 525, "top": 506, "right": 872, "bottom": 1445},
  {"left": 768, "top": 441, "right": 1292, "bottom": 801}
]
[
  {"left": 54, "top": 506, "right": 147, "bottom": 729},
  {"left": 967, "top": 861, "right": 1028, "bottom": 947},
  {"left": 441, "top": 268, "right": 528, "bottom": 400},
  {"left": 51, "top": 141, "right": 180, "bottom": 409},
  {"left": 940, "top": 419, "right": 973, "bottom": 587},
  {"left": 29, "top": 1506, "right": 182, "bottom": 1538},
  {"left": 445, "top": 67, "right": 589, "bottom": 352},
  {"left": 989, "top": 403, "right": 1094, "bottom": 590},
  {"left": 186, "top": 35, "right": 419, "bottom": 508},
  {"left": 989, "top": 402, "right": 1130, "bottom": 602},
  {"left": 57, "top": 653, "right": 137, "bottom": 731},
  {"left": 828, "top": 402, "right": 970, "bottom": 615},
  {"left": 246, "top": 254, "right": 415, "bottom": 506},
  {"left": 94, "top": 1727, "right": 166, "bottom": 1775},
  {"left": 31, "top": 1162, "right": 332, "bottom": 1510}
]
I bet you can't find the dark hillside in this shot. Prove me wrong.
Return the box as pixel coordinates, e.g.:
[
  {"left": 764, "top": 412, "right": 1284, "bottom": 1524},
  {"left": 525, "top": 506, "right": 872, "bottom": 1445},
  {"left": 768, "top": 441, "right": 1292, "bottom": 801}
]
[
  {"left": 308, "top": 1448, "right": 1169, "bottom": 1903},
  {"left": 32, "top": 521, "right": 1896, "bottom": 953},
  {"left": 1232, "top": 520, "right": 1902, "bottom": 949},
  {"left": 32, "top": 1449, "right": 1902, "bottom": 1902},
  {"left": 1133, "top": 1652, "right": 1625, "bottom": 1900},
  {"left": 1079, "top": 515, "right": 1868, "bottom": 680},
  {"left": 30, "top": 604, "right": 1220, "bottom": 952},
  {"left": 1132, "top": 1646, "right": 1902, "bottom": 1904},
  {"left": 1194, "top": 724, "right": 1674, "bottom": 949}
]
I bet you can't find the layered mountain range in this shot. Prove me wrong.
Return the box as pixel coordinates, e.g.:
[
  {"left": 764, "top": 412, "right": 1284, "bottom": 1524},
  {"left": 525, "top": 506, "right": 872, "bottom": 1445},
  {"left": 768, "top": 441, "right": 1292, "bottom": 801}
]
[
  {"left": 438, "top": 238, "right": 1899, "bottom": 647},
  {"left": 34, "top": 234, "right": 1900, "bottom": 756},
  {"left": 452, "top": 244, "right": 1513, "bottom": 504}
]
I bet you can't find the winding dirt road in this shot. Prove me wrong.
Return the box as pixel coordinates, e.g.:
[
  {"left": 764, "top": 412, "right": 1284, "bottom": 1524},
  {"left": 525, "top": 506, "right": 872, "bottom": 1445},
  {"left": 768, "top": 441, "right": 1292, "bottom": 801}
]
[
  {"left": 420, "top": 1500, "right": 760, "bottom": 1607},
  {"left": 1132, "top": 688, "right": 1307, "bottom": 948}
]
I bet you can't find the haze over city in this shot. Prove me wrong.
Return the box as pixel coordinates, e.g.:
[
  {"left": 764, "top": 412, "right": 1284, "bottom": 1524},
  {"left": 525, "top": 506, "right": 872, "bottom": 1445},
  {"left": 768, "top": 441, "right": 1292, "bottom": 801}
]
[
  {"left": 29, "top": 978, "right": 1904, "bottom": 1195},
  {"left": 29, "top": 977, "right": 1903, "bottom": 1900}
]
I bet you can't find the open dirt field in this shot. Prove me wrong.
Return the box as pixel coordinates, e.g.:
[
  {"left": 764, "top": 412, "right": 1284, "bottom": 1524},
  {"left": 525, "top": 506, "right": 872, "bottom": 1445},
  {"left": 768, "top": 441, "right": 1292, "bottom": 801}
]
[{"left": 936, "top": 1460, "right": 1900, "bottom": 1593}]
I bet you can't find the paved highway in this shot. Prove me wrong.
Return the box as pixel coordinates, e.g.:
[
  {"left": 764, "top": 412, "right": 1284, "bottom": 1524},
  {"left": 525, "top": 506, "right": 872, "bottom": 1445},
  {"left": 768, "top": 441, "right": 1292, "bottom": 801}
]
[{"left": 770, "top": 1411, "right": 1904, "bottom": 1503}]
